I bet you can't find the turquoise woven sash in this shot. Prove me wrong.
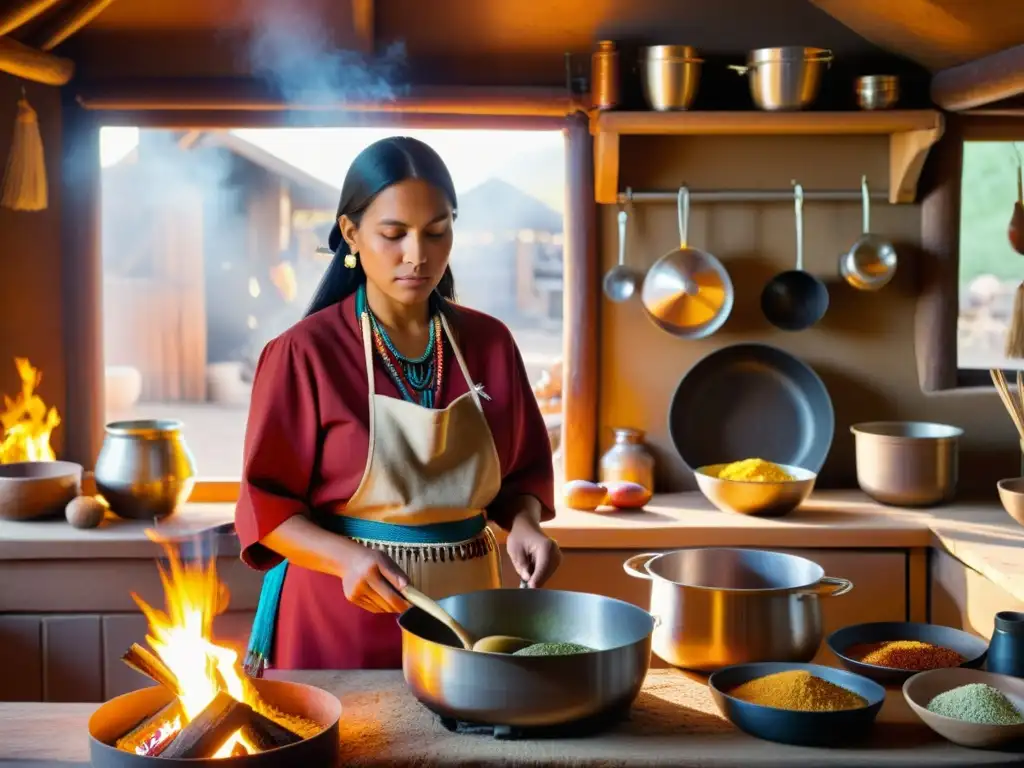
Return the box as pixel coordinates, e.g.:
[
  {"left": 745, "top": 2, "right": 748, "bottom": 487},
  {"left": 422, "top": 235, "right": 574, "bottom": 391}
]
[{"left": 243, "top": 513, "right": 486, "bottom": 676}]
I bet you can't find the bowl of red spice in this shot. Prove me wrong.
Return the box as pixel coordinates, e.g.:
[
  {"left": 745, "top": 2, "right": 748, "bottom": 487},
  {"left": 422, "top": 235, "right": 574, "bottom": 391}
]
[
  {"left": 828, "top": 622, "right": 988, "bottom": 685},
  {"left": 708, "top": 661, "right": 885, "bottom": 747}
]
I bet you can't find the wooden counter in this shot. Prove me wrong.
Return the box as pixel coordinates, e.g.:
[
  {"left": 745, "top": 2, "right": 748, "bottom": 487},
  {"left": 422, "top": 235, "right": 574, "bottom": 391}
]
[{"left": 1, "top": 669, "right": 1022, "bottom": 767}]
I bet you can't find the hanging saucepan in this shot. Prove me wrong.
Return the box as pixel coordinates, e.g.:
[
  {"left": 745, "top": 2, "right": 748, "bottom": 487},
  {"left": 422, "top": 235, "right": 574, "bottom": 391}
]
[
  {"left": 641, "top": 186, "right": 734, "bottom": 339},
  {"left": 761, "top": 182, "right": 829, "bottom": 331}
]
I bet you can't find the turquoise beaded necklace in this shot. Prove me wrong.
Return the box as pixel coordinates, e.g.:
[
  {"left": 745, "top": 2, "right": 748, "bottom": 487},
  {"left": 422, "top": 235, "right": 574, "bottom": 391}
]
[{"left": 356, "top": 284, "right": 444, "bottom": 407}]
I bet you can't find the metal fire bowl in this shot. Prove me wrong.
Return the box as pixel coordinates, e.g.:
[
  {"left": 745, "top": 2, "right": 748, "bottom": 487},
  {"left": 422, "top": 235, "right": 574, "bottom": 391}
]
[{"left": 88, "top": 679, "right": 341, "bottom": 768}]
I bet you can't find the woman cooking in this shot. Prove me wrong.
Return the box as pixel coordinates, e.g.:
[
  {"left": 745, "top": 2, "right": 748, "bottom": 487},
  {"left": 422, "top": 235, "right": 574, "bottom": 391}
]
[{"left": 237, "top": 136, "right": 561, "bottom": 676}]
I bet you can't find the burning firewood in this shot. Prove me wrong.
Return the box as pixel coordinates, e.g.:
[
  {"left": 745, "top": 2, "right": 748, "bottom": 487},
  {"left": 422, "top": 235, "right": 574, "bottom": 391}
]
[
  {"left": 159, "top": 691, "right": 254, "bottom": 759},
  {"left": 120, "top": 641, "right": 303, "bottom": 752},
  {"left": 114, "top": 699, "right": 184, "bottom": 756}
]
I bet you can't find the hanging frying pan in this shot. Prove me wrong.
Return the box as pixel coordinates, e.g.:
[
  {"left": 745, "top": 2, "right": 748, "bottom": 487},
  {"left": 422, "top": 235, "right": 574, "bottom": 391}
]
[
  {"left": 641, "top": 186, "right": 734, "bottom": 339},
  {"left": 668, "top": 343, "right": 834, "bottom": 473},
  {"left": 761, "top": 181, "right": 829, "bottom": 331}
]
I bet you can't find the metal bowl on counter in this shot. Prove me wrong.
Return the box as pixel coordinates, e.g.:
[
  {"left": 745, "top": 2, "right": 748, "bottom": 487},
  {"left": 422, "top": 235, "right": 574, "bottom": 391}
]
[
  {"left": 728, "top": 47, "right": 833, "bottom": 111},
  {"left": 94, "top": 419, "right": 197, "bottom": 520},
  {"left": 639, "top": 45, "right": 703, "bottom": 111},
  {"left": 694, "top": 463, "right": 816, "bottom": 517},
  {"left": 398, "top": 588, "right": 654, "bottom": 727},
  {"left": 624, "top": 548, "right": 853, "bottom": 672},
  {"left": 850, "top": 421, "right": 963, "bottom": 507}
]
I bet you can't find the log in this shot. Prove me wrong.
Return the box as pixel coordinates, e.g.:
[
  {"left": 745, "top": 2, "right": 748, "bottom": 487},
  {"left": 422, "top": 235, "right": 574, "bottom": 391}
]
[
  {"left": 114, "top": 699, "right": 184, "bottom": 756},
  {"left": 931, "top": 44, "right": 1024, "bottom": 111},
  {"left": 0, "top": 0, "right": 62, "bottom": 37},
  {"left": 243, "top": 711, "right": 303, "bottom": 750},
  {"left": 0, "top": 35, "right": 73, "bottom": 85},
  {"left": 121, "top": 643, "right": 181, "bottom": 693},
  {"left": 160, "top": 691, "right": 254, "bottom": 759},
  {"left": 39, "top": 0, "right": 119, "bottom": 50}
]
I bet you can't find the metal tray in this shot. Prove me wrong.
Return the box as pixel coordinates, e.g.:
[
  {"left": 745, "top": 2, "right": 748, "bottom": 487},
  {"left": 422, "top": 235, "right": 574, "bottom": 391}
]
[{"left": 668, "top": 343, "right": 834, "bottom": 473}]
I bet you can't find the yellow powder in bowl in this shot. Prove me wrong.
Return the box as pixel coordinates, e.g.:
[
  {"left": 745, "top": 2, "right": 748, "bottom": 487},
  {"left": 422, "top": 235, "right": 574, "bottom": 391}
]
[{"left": 716, "top": 458, "right": 795, "bottom": 482}]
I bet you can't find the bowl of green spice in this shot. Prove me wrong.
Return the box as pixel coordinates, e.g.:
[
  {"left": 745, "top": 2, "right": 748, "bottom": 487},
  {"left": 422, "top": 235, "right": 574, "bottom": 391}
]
[{"left": 904, "top": 668, "right": 1024, "bottom": 749}]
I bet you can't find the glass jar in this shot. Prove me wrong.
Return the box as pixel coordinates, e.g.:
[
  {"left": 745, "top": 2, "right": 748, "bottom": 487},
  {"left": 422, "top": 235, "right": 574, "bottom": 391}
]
[{"left": 599, "top": 427, "right": 655, "bottom": 491}]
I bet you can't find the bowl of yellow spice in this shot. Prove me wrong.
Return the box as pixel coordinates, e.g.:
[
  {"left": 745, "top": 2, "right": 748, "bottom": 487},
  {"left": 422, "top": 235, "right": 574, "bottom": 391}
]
[
  {"left": 708, "top": 661, "right": 885, "bottom": 746},
  {"left": 694, "top": 458, "right": 816, "bottom": 517}
]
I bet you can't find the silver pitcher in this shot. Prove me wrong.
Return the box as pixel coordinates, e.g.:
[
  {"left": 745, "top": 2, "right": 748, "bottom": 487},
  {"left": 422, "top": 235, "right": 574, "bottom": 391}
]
[{"left": 94, "top": 419, "right": 197, "bottom": 520}]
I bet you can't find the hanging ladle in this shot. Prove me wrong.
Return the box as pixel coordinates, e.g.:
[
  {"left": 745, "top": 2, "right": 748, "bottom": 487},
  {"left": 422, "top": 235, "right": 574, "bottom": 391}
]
[
  {"left": 602, "top": 191, "right": 639, "bottom": 302},
  {"left": 1010, "top": 143, "right": 1024, "bottom": 256},
  {"left": 401, "top": 585, "right": 534, "bottom": 654},
  {"left": 839, "top": 175, "right": 897, "bottom": 291},
  {"left": 761, "top": 181, "right": 829, "bottom": 331}
]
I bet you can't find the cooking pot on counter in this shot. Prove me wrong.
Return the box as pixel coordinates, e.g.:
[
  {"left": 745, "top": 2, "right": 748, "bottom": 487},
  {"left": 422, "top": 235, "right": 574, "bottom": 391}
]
[
  {"left": 624, "top": 548, "right": 852, "bottom": 672},
  {"left": 398, "top": 588, "right": 654, "bottom": 727}
]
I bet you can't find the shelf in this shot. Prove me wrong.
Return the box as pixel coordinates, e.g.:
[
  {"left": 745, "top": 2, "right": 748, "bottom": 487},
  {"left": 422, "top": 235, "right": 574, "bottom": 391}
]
[{"left": 591, "top": 110, "right": 946, "bottom": 205}]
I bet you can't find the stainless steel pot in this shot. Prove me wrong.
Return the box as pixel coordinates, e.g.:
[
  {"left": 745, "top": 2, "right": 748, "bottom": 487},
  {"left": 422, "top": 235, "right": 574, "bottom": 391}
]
[
  {"left": 855, "top": 75, "right": 899, "bottom": 110},
  {"left": 640, "top": 45, "right": 702, "bottom": 111},
  {"left": 398, "top": 588, "right": 654, "bottom": 726},
  {"left": 624, "top": 548, "right": 852, "bottom": 671},
  {"left": 94, "top": 419, "right": 196, "bottom": 520},
  {"left": 729, "top": 47, "right": 833, "bottom": 111},
  {"left": 850, "top": 421, "right": 963, "bottom": 507}
]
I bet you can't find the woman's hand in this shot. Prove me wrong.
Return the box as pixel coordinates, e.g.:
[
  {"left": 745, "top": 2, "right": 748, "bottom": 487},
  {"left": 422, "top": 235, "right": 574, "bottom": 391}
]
[
  {"left": 506, "top": 510, "right": 561, "bottom": 588},
  {"left": 338, "top": 542, "right": 411, "bottom": 614}
]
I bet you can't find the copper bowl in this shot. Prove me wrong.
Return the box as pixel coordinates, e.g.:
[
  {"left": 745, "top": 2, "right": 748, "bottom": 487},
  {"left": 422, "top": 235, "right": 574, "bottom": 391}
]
[{"left": 0, "top": 460, "right": 82, "bottom": 521}]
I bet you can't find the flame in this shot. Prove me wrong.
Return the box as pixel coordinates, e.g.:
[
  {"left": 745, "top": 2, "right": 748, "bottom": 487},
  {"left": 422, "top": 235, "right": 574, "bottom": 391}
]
[
  {"left": 0, "top": 358, "right": 60, "bottom": 463},
  {"left": 132, "top": 531, "right": 256, "bottom": 758}
]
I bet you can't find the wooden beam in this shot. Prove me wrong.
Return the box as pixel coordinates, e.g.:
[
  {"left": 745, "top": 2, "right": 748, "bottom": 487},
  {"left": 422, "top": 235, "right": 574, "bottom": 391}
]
[
  {"left": 931, "top": 44, "right": 1024, "bottom": 111},
  {"left": 74, "top": 81, "right": 578, "bottom": 117},
  {"left": 38, "top": 0, "right": 118, "bottom": 51},
  {"left": 0, "top": 0, "right": 62, "bottom": 38},
  {"left": 0, "top": 35, "right": 73, "bottom": 85},
  {"left": 351, "top": 0, "right": 373, "bottom": 56},
  {"left": 562, "top": 112, "right": 599, "bottom": 483}
]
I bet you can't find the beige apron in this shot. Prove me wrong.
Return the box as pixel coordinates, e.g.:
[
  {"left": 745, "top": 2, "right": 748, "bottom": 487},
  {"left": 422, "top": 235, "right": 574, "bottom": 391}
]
[{"left": 335, "top": 311, "right": 504, "bottom": 599}]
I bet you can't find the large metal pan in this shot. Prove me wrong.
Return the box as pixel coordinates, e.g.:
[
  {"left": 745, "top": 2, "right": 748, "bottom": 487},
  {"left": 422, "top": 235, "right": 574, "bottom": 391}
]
[
  {"left": 397, "top": 588, "right": 654, "bottom": 727},
  {"left": 641, "top": 186, "right": 734, "bottom": 339},
  {"left": 668, "top": 343, "right": 834, "bottom": 473}
]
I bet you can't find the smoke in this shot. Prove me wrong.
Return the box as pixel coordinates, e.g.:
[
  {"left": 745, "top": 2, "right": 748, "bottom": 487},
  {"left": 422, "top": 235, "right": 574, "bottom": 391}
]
[{"left": 242, "top": 3, "right": 407, "bottom": 105}]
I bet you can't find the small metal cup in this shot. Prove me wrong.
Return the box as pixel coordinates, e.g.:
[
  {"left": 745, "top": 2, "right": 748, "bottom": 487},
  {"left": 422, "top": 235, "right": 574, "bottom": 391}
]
[{"left": 855, "top": 75, "right": 899, "bottom": 110}]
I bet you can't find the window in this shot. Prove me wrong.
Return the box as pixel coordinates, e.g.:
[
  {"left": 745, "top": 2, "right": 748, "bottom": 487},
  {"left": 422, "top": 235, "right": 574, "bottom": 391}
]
[
  {"left": 957, "top": 140, "right": 1024, "bottom": 373},
  {"left": 99, "top": 127, "right": 566, "bottom": 479}
]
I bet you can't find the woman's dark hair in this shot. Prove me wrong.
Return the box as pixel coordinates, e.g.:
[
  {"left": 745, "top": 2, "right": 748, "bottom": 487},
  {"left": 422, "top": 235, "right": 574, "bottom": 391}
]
[{"left": 305, "top": 136, "right": 458, "bottom": 318}]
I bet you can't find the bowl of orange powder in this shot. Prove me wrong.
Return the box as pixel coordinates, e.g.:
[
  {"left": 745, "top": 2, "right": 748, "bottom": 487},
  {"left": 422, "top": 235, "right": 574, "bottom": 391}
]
[
  {"left": 827, "top": 621, "right": 988, "bottom": 685},
  {"left": 694, "top": 458, "right": 816, "bottom": 517}
]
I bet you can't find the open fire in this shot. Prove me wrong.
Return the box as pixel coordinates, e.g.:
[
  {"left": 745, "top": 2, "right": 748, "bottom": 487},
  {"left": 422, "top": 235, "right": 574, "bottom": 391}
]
[
  {"left": 113, "top": 532, "right": 321, "bottom": 759},
  {"left": 0, "top": 357, "right": 60, "bottom": 463}
]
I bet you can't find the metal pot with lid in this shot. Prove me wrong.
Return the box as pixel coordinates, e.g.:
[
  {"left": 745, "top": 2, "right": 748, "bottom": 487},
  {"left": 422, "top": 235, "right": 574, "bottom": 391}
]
[
  {"left": 729, "top": 46, "right": 833, "bottom": 111},
  {"left": 624, "top": 548, "right": 853, "bottom": 671}
]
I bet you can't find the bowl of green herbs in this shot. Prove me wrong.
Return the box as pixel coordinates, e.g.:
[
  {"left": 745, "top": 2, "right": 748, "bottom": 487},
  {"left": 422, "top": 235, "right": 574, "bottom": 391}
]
[{"left": 904, "top": 667, "right": 1024, "bottom": 749}]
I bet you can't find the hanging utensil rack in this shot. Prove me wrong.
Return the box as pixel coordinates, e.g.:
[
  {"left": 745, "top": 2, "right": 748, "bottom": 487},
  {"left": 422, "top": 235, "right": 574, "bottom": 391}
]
[{"left": 615, "top": 188, "right": 885, "bottom": 204}]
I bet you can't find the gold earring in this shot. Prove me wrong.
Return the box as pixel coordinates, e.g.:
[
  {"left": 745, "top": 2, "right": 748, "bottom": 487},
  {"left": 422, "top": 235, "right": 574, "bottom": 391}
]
[{"left": 344, "top": 252, "right": 357, "bottom": 269}]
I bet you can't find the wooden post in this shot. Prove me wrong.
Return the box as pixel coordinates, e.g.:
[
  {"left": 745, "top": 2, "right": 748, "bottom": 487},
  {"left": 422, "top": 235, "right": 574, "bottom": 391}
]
[
  {"left": 60, "top": 95, "right": 104, "bottom": 467},
  {"left": 561, "top": 112, "right": 598, "bottom": 482}
]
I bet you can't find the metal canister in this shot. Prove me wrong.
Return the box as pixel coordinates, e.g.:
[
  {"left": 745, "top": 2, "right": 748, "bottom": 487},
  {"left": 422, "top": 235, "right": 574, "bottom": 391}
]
[
  {"left": 599, "top": 427, "right": 655, "bottom": 491},
  {"left": 591, "top": 40, "right": 619, "bottom": 110}
]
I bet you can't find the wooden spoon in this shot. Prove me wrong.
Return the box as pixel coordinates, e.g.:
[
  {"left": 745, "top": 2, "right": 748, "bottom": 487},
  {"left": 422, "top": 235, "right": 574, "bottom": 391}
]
[
  {"left": 401, "top": 586, "right": 533, "bottom": 654},
  {"left": 1011, "top": 145, "right": 1024, "bottom": 256}
]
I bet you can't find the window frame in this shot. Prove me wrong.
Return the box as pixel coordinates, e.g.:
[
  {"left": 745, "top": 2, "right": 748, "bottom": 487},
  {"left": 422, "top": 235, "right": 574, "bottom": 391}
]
[
  {"left": 918, "top": 114, "right": 1024, "bottom": 392},
  {"left": 60, "top": 88, "right": 598, "bottom": 504}
]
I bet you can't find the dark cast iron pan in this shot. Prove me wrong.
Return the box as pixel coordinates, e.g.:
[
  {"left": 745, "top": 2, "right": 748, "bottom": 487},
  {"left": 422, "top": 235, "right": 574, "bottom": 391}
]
[
  {"left": 668, "top": 343, "right": 834, "bottom": 473},
  {"left": 761, "top": 182, "right": 829, "bottom": 331}
]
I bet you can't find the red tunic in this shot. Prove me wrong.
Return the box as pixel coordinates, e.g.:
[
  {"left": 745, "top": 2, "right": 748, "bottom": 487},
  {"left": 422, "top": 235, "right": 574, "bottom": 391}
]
[{"left": 234, "top": 292, "right": 556, "bottom": 669}]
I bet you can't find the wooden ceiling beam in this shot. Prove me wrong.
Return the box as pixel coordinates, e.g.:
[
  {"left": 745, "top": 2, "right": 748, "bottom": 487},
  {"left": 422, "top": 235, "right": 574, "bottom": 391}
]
[
  {"left": 38, "top": 0, "right": 118, "bottom": 51},
  {"left": 0, "top": 0, "right": 63, "bottom": 38},
  {"left": 931, "top": 44, "right": 1024, "bottom": 111},
  {"left": 351, "top": 0, "right": 374, "bottom": 55},
  {"left": 0, "top": 35, "right": 73, "bottom": 85}
]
